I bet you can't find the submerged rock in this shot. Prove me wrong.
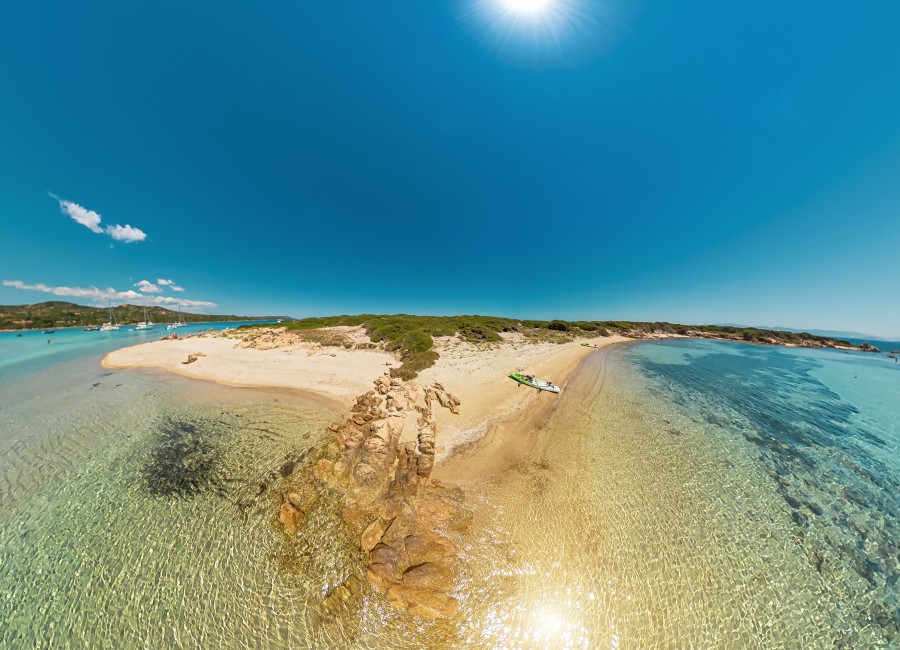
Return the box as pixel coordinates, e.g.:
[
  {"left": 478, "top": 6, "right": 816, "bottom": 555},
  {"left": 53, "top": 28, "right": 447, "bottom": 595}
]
[
  {"left": 321, "top": 574, "right": 364, "bottom": 617},
  {"left": 401, "top": 562, "right": 453, "bottom": 591},
  {"left": 278, "top": 502, "right": 304, "bottom": 536}
]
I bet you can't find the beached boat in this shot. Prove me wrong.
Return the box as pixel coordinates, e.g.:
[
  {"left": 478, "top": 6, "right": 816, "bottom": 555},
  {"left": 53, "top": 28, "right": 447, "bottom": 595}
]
[
  {"left": 581, "top": 343, "right": 601, "bottom": 348},
  {"left": 508, "top": 372, "right": 561, "bottom": 393},
  {"left": 135, "top": 304, "right": 154, "bottom": 330},
  {"left": 99, "top": 302, "right": 120, "bottom": 332}
]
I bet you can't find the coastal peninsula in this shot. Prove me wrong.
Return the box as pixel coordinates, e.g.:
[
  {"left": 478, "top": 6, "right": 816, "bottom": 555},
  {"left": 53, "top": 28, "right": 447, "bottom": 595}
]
[
  {"left": 104, "top": 320, "right": 626, "bottom": 617},
  {"left": 101, "top": 315, "right": 883, "bottom": 620}
]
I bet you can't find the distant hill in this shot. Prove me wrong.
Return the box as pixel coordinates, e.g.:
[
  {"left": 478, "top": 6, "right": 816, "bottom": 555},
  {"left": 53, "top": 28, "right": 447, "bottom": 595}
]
[
  {"left": 774, "top": 328, "right": 897, "bottom": 343},
  {"left": 720, "top": 323, "right": 896, "bottom": 342},
  {"left": 0, "top": 301, "right": 288, "bottom": 330}
]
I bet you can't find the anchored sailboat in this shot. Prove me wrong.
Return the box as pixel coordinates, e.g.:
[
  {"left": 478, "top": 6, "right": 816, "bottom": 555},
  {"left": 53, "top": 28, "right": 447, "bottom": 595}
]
[
  {"left": 136, "top": 303, "right": 154, "bottom": 330},
  {"left": 100, "top": 301, "right": 120, "bottom": 331},
  {"left": 166, "top": 305, "right": 187, "bottom": 330}
]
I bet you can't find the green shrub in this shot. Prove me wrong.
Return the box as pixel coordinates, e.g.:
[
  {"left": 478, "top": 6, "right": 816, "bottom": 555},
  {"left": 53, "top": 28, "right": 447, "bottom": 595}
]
[
  {"left": 391, "top": 350, "right": 440, "bottom": 380},
  {"left": 397, "top": 329, "right": 433, "bottom": 353}
]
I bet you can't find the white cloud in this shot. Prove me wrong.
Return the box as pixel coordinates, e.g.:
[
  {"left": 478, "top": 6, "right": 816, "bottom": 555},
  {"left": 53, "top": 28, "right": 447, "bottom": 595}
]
[
  {"left": 3, "top": 279, "right": 217, "bottom": 309},
  {"left": 105, "top": 224, "right": 147, "bottom": 243},
  {"left": 56, "top": 198, "right": 103, "bottom": 234},
  {"left": 51, "top": 194, "right": 148, "bottom": 243},
  {"left": 135, "top": 280, "right": 162, "bottom": 293},
  {"left": 157, "top": 278, "right": 185, "bottom": 292}
]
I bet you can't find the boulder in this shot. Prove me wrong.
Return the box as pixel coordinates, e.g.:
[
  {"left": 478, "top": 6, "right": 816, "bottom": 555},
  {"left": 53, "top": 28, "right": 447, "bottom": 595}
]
[
  {"left": 368, "top": 544, "right": 407, "bottom": 583},
  {"left": 402, "top": 562, "right": 453, "bottom": 591},
  {"left": 404, "top": 588, "right": 459, "bottom": 620},
  {"left": 381, "top": 503, "right": 416, "bottom": 551},
  {"left": 435, "top": 391, "right": 461, "bottom": 415},
  {"left": 405, "top": 533, "right": 456, "bottom": 566},
  {"left": 415, "top": 493, "right": 459, "bottom": 528},
  {"left": 351, "top": 462, "right": 380, "bottom": 487},
  {"left": 361, "top": 519, "right": 388, "bottom": 552},
  {"left": 313, "top": 459, "right": 333, "bottom": 481},
  {"left": 278, "top": 502, "right": 304, "bottom": 536},
  {"left": 286, "top": 492, "right": 306, "bottom": 510}
]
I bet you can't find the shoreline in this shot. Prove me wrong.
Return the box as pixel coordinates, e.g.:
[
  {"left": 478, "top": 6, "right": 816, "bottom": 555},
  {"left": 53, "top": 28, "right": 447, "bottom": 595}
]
[{"left": 102, "top": 329, "right": 632, "bottom": 460}]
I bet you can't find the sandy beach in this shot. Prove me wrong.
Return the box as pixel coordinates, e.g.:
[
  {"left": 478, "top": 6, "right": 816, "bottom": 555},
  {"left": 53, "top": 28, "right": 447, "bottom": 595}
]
[{"left": 102, "top": 327, "right": 630, "bottom": 459}]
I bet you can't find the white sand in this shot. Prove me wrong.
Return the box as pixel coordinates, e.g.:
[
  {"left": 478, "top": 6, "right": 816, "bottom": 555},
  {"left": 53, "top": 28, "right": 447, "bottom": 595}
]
[
  {"left": 102, "top": 335, "right": 396, "bottom": 407},
  {"left": 103, "top": 329, "right": 630, "bottom": 456},
  {"left": 418, "top": 333, "right": 630, "bottom": 454}
]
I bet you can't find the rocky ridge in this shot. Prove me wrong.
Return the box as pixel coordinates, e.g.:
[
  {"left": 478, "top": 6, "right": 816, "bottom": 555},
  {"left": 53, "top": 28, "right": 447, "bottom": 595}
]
[{"left": 277, "top": 373, "right": 468, "bottom": 619}]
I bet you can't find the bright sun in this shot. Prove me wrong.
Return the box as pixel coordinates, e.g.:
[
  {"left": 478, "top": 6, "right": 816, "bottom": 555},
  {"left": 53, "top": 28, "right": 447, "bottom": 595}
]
[{"left": 501, "top": 0, "right": 552, "bottom": 13}]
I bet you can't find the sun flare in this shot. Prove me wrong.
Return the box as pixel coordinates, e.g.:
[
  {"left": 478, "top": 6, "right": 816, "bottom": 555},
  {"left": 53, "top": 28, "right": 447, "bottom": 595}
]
[{"left": 501, "top": 0, "right": 553, "bottom": 13}]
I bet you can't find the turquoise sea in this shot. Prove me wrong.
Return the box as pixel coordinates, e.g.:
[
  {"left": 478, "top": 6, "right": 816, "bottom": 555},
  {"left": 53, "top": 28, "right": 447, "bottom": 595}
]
[{"left": 0, "top": 333, "right": 897, "bottom": 647}]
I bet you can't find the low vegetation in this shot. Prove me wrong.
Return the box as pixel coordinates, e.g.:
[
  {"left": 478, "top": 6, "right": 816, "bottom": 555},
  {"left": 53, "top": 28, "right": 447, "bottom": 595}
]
[
  {"left": 295, "top": 328, "right": 353, "bottom": 348},
  {"left": 255, "top": 314, "right": 859, "bottom": 379}
]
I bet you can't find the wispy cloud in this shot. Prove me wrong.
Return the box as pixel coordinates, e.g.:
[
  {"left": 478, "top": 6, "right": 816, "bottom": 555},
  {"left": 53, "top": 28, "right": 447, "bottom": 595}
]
[
  {"left": 51, "top": 194, "right": 148, "bottom": 243},
  {"left": 3, "top": 279, "right": 217, "bottom": 309},
  {"left": 55, "top": 197, "right": 103, "bottom": 233},
  {"left": 135, "top": 280, "right": 163, "bottom": 293},
  {"left": 157, "top": 278, "right": 185, "bottom": 291}
]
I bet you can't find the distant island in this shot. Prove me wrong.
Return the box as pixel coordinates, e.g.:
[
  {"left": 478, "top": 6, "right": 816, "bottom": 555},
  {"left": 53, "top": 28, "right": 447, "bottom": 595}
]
[{"left": 0, "top": 301, "right": 288, "bottom": 330}]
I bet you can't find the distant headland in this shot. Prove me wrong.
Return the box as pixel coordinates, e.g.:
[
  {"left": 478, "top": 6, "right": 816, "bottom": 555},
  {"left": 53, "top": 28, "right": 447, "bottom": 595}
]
[{"left": 0, "top": 300, "right": 289, "bottom": 331}]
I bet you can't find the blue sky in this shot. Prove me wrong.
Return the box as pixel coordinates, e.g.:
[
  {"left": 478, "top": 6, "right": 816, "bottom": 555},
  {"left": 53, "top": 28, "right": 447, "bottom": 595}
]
[{"left": 1, "top": 2, "right": 899, "bottom": 337}]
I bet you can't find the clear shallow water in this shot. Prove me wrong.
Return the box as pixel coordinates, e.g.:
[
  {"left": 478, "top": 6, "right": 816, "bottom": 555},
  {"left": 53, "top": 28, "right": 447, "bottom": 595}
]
[
  {"left": 0, "top": 358, "right": 361, "bottom": 648},
  {"left": 1, "top": 337, "right": 897, "bottom": 648},
  {"left": 449, "top": 340, "right": 898, "bottom": 647}
]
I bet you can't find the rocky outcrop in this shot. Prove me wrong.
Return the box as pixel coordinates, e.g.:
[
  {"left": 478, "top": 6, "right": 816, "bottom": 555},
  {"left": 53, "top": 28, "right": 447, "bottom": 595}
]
[
  {"left": 279, "top": 374, "right": 466, "bottom": 620},
  {"left": 182, "top": 352, "right": 206, "bottom": 365}
]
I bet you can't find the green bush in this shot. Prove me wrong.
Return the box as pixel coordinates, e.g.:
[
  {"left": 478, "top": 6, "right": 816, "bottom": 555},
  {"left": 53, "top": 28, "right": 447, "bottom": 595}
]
[
  {"left": 391, "top": 350, "right": 440, "bottom": 380},
  {"left": 397, "top": 329, "right": 433, "bottom": 353}
]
